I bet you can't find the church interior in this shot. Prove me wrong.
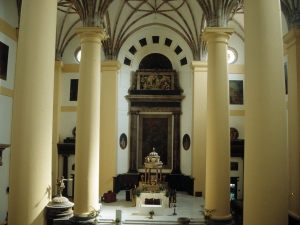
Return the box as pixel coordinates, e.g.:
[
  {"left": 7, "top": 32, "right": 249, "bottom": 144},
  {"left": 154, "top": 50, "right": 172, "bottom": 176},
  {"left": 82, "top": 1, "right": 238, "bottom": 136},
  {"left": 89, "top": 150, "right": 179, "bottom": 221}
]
[{"left": 0, "top": 0, "right": 300, "bottom": 224}]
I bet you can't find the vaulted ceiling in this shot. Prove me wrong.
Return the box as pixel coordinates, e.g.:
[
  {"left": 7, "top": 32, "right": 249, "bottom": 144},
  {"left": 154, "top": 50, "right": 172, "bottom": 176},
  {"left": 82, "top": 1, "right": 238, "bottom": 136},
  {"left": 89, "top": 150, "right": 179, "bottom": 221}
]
[{"left": 54, "top": 0, "right": 244, "bottom": 61}]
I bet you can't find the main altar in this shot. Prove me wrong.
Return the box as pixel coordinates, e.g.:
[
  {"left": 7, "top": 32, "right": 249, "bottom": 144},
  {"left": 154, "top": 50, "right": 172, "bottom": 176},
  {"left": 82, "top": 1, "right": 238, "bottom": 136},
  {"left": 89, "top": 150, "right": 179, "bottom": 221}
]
[{"left": 133, "top": 148, "right": 176, "bottom": 215}]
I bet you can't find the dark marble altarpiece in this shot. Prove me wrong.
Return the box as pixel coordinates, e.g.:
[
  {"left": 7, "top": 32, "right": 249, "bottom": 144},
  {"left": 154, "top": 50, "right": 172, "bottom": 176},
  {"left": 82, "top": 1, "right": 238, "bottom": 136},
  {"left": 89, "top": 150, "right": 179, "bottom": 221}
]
[{"left": 138, "top": 114, "right": 172, "bottom": 169}]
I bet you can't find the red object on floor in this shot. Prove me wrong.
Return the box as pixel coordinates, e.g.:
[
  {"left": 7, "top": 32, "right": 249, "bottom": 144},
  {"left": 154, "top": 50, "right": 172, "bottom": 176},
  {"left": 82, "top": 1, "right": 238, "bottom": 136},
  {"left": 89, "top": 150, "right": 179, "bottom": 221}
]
[{"left": 103, "top": 191, "right": 116, "bottom": 203}]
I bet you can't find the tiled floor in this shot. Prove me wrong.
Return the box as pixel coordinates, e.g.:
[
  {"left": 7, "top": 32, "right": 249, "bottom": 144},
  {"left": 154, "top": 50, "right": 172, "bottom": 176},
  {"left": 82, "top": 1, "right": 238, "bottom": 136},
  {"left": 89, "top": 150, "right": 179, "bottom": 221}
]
[
  {"left": 53, "top": 191, "right": 242, "bottom": 225},
  {"left": 98, "top": 191, "right": 240, "bottom": 225}
]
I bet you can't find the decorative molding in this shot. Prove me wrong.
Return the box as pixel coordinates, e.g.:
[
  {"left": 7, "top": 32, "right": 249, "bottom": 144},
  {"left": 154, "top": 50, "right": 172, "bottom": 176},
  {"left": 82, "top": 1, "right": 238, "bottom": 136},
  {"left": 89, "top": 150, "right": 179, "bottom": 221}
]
[
  {"left": 228, "top": 64, "right": 244, "bottom": 74},
  {"left": 61, "top": 106, "right": 77, "bottom": 112},
  {"left": 0, "top": 86, "right": 14, "bottom": 98},
  {"left": 62, "top": 64, "right": 80, "bottom": 73},
  {"left": 0, "top": 18, "right": 18, "bottom": 41},
  {"left": 230, "top": 110, "right": 245, "bottom": 116}
]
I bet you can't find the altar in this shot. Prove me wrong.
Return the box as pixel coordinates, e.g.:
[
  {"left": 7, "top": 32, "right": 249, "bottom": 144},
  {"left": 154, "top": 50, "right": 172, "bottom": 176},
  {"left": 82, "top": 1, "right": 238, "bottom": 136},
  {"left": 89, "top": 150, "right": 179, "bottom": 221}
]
[
  {"left": 132, "top": 148, "right": 172, "bottom": 216},
  {"left": 136, "top": 192, "right": 169, "bottom": 208}
]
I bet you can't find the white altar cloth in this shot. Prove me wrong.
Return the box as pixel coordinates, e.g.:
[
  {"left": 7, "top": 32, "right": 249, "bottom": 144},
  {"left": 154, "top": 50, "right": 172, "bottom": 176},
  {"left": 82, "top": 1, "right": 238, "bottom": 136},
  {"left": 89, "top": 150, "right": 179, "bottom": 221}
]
[
  {"left": 138, "top": 204, "right": 164, "bottom": 216},
  {"left": 136, "top": 192, "right": 169, "bottom": 208}
]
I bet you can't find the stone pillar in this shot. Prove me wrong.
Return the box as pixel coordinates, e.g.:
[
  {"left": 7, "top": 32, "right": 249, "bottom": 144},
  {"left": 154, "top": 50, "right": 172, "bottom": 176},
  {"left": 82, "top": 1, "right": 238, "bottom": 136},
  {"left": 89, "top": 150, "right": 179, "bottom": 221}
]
[
  {"left": 284, "top": 28, "right": 300, "bottom": 221},
  {"left": 244, "top": 1, "right": 288, "bottom": 224},
  {"left": 7, "top": 0, "right": 57, "bottom": 224},
  {"left": 128, "top": 112, "right": 138, "bottom": 173},
  {"left": 52, "top": 61, "right": 64, "bottom": 196},
  {"left": 72, "top": 27, "right": 107, "bottom": 220},
  {"left": 190, "top": 61, "right": 207, "bottom": 197},
  {"left": 172, "top": 113, "right": 181, "bottom": 174},
  {"left": 100, "top": 60, "right": 121, "bottom": 196},
  {"left": 202, "top": 27, "right": 233, "bottom": 221}
]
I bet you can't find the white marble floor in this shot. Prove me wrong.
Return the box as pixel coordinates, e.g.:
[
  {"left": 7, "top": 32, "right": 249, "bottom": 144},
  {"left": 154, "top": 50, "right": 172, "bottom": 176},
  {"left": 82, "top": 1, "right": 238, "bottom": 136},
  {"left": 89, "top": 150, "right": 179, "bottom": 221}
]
[{"left": 98, "top": 191, "right": 206, "bottom": 225}]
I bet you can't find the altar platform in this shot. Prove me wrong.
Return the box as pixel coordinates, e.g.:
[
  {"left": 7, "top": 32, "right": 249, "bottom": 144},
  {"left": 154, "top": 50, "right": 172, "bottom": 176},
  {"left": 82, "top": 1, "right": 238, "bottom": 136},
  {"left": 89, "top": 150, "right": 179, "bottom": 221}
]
[
  {"left": 99, "top": 190, "right": 206, "bottom": 224},
  {"left": 52, "top": 191, "right": 242, "bottom": 225}
]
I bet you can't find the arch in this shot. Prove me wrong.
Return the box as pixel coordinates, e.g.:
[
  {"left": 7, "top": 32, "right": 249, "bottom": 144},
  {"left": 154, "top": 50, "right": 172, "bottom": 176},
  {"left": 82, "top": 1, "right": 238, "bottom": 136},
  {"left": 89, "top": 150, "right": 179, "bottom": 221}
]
[{"left": 139, "top": 53, "right": 173, "bottom": 70}]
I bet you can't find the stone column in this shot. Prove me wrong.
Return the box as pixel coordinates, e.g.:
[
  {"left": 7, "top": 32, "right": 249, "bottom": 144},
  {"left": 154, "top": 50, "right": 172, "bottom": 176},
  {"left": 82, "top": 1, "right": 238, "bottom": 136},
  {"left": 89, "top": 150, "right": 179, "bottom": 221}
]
[
  {"left": 284, "top": 28, "right": 300, "bottom": 221},
  {"left": 7, "top": 0, "right": 57, "bottom": 224},
  {"left": 72, "top": 27, "right": 107, "bottom": 221},
  {"left": 99, "top": 60, "right": 121, "bottom": 196},
  {"left": 190, "top": 61, "right": 207, "bottom": 197},
  {"left": 202, "top": 27, "right": 233, "bottom": 221},
  {"left": 128, "top": 112, "right": 138, "bottom": 173},
  {"left": 172, "top": 113, "right": 181, "bottom": 174},
  {"left": 52, "top": 61, "right": 64, "bottom": 196},
  {"left": 244, "top": 1, "right": 288, "bottom": 224}
]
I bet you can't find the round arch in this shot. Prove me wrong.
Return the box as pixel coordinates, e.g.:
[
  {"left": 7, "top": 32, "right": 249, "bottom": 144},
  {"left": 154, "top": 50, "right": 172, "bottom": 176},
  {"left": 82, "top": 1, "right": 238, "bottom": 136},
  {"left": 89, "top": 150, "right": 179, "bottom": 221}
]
[{"left": 139, "top": 53, "right": 173, "bottom": 70}]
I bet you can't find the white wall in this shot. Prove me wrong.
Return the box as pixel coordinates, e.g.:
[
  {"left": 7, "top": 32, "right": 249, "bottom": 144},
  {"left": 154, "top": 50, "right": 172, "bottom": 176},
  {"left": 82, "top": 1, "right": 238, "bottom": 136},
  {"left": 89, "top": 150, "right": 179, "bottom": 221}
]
[
  {"left": 0, "top": 96, "right": 13, "bottom": 222},
  {"left": 0, "top": 4, "right": 17, "bottom": 219},
  {"left": 0, "top": 0, "right": 18, "bottom": 28}
]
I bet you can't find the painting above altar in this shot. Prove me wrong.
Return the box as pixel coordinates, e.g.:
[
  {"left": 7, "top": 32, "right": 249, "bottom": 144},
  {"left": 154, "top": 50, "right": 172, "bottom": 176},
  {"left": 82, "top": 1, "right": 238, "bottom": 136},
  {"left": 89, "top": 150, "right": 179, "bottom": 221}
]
[{"left": 138, "top": 114, "right": 172, "bottom": 169}]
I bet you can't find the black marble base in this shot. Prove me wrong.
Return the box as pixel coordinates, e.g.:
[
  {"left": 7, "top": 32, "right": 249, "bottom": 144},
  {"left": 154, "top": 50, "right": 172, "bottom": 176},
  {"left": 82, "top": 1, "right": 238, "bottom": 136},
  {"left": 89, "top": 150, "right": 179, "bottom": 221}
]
[
  {"left": 205, "top": 219, "right": 235, "bottom": 225},
  {"left": 69, "top": 216, "right": 99, "bottom": 224}
]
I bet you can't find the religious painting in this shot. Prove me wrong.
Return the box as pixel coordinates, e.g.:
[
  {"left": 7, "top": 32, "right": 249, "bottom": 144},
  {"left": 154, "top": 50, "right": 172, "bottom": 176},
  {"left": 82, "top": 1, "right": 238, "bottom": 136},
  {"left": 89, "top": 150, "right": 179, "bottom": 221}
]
[
  {"left": 70, "top": 79, "right": 78, "bottom": 101},
  {"left": 138, "top": 114, "right": 172, "bottom": 169},
  {"left": 0, "top": 41, "right": 9, "bottom": 81},
  {"left": 136, "top": 71, "right": 175, "bottom": 90},
  {"left": 183, "top": 134, "right": 190, "bottom": 150},
  {"left": 231, "top": 162, "right": 239, "bottom": 171},
  {"left": 119, "top": 133, "right": 127, "bottom": 150},
  {"left": 284, "top": 62, "right": 288, "bottom": 95},
  {"left": 229, "top": 80, "right": 243, "bottom": 105},
  {"left": 230, "top": 127, "right": 239, "bottom": 141}
]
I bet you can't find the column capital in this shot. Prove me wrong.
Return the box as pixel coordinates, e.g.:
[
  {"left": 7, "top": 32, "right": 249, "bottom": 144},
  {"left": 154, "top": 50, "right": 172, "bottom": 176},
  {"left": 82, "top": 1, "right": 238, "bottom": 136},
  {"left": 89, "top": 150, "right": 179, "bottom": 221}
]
[
  {"left": 101, "top": 60, "right": 121, "bottom": 72},
  {"left": 283, "top": 28, "right": 300, "bottom": 50},
  {"left": 190, "top": 61, "right": 208, "bottom": 72},
  {"left": 75, "top": 27, "right": 108, "bottom": 42},
  {"left": 202, "top": 27, "right": 234, "bottom": 42}
]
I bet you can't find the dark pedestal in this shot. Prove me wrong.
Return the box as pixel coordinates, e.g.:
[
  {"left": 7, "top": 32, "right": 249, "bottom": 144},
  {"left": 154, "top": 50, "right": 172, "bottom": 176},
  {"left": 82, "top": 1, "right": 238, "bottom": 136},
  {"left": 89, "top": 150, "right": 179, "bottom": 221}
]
[{"left": 125, "top": 189, "right": 130, "bottom": 201}]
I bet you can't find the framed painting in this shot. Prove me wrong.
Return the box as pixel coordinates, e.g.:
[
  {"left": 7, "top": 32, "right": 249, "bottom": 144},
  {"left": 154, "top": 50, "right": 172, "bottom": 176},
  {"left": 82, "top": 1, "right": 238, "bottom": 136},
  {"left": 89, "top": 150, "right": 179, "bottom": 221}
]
[
  {"left": 284, "top": 62, "right": 288, "bottom": 95},
  {"left": 70, "top": 79, "right": 78, "bottom": 101},
  {"left": 138, "top": 114, "right": 172, "bottom": 169},
  {"left": 119, "top": 133, "right": 127, "bottom": 150},
  {"left": 231, "top": 162, "right": 238, "bottom": 171},
  {"left": 0, "top": 41, "right": 9, "bottom": 81},
  {"left": 229, "top": 80, "right": 243, "bottom": 105},
  {"left": 183, "top": 134, "right": 190, "bottom": 150}
]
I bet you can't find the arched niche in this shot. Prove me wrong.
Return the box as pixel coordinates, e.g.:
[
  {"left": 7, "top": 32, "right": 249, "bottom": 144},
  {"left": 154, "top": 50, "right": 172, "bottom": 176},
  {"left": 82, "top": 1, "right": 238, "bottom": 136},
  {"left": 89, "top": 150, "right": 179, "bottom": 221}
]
[{"left": 139, "top": 53, "right": 173, "bottom": 70}]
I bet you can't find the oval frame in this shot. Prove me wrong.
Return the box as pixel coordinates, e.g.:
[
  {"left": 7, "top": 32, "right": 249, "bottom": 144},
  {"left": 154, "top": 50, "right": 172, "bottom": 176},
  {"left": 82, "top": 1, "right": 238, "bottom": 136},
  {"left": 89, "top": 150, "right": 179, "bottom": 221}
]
[
  {"left": 119, "top": 133, "right": 127, "bottom": 150},
  {"left": 182, "top": 134, "right": 190, "bottom": 150}
]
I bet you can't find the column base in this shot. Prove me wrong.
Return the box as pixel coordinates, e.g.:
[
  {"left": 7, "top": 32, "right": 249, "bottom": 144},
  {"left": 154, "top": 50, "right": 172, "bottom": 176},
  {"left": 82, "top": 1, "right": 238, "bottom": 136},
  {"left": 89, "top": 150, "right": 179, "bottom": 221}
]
[
  {"left": 205, "top": 218, "right": 235, "bottom": 225},
  {"left": 69, "top": 216, "right": 99, "bottom": 224},
  {"left": 208, "top": 214, "right": 234, "bottom": 224}
]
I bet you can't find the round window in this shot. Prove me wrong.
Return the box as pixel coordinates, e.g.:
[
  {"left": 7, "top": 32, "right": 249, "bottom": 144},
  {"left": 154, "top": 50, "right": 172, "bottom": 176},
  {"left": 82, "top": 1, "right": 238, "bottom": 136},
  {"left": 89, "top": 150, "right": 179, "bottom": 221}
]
[
  {"left": 227, "top": 47, "right": 238, "bottom": 64},
  {"left": 74, "top": 47, "right": 81, "bottom": 63}
]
